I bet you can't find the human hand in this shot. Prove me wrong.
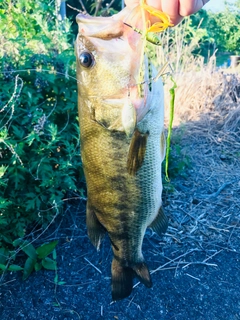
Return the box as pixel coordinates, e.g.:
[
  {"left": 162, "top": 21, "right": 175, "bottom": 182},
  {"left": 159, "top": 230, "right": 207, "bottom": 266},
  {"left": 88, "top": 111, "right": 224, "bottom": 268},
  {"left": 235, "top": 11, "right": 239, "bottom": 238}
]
[{"left": 124, "top": 0, "right": 210, "bottom": 25}]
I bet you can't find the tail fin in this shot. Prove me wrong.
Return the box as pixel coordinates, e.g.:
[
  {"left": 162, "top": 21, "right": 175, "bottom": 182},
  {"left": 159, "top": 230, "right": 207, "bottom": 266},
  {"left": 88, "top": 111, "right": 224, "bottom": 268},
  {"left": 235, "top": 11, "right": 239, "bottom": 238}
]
[
  {"left": 111, "top": 257, "right": 152, "bottom": 301},
  {"left": 111, "top": 257, "right": 134, "bottom": 301},
  {"left": 132, "top": 262, "right": 152, "bottom": 288}
]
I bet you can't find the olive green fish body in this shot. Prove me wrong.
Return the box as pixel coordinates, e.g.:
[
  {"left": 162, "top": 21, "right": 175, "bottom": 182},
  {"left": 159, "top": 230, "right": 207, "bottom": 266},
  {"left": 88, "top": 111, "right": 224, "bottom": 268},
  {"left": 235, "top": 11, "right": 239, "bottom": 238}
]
[{"left": 76, "top": 8, "right": 168, "bottom": 300}]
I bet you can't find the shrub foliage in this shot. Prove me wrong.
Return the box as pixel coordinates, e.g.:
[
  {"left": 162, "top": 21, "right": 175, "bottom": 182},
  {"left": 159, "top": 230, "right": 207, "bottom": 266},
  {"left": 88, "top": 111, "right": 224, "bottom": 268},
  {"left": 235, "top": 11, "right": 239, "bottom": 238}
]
[{"left": 0, "top": 0, "right": 83, "bottom": 253}]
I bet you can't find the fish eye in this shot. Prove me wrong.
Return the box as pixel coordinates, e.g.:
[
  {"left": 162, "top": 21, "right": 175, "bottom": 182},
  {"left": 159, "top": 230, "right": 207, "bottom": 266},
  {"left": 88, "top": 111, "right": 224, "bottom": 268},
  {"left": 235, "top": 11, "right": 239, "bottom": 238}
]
[{"left": 79, "top": 51, "right": 94, "bottom": 68}]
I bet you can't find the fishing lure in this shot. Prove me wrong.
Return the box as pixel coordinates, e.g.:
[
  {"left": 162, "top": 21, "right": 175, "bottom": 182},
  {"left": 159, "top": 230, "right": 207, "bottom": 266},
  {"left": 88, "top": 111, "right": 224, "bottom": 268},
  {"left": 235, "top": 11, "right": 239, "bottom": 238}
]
[
  {"left": 165, "top": 77, "right": 177, "bottom": 182},
  {"left": 124, "top": 22, "right": 161, "bottom": 46},
  {"left": 141, "top": 2, "right": 174, "bottom": 33}
]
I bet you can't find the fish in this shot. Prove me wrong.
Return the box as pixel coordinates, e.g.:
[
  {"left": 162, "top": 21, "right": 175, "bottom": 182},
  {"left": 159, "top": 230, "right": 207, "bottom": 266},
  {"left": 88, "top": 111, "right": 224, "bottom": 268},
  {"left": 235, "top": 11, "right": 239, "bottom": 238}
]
[{"left": 76, "top": 6, "right": 168, "bottom": 301}]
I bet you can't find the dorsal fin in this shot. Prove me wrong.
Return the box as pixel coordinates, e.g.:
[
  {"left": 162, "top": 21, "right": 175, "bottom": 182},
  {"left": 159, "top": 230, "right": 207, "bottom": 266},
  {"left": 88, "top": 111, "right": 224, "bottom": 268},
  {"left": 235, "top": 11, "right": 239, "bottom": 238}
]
[{"left": 127, "top": 129, "right": 149, "bottom": 175}]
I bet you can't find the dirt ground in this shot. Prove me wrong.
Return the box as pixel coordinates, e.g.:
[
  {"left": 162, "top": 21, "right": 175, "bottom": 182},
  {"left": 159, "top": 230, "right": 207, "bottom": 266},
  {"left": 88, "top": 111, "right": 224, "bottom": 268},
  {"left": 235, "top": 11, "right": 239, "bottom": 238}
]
[{"left": 0, "top": 72, "right": 240, "bottom": 320}]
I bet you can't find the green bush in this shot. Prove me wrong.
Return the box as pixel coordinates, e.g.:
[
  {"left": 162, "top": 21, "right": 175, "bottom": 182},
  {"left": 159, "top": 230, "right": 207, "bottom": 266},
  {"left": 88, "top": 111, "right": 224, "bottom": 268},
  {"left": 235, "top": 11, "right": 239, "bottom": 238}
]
[{"left": 0, "top": 1, "right": 83, "bottom": 255}]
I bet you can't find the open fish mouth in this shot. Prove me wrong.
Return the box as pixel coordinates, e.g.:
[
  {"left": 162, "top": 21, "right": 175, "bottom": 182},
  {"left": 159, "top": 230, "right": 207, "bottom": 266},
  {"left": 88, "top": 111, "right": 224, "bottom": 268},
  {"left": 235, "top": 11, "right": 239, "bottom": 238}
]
[{"left": 76, "top": 14, "right": 125, "bottom": 40}]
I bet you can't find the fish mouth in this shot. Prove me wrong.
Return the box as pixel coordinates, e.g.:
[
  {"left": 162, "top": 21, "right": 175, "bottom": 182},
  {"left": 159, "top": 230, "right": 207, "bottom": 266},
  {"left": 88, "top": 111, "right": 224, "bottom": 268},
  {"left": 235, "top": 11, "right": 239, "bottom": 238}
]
[{"left": 76, "top": 14, "right": 125, "bottom": 40}]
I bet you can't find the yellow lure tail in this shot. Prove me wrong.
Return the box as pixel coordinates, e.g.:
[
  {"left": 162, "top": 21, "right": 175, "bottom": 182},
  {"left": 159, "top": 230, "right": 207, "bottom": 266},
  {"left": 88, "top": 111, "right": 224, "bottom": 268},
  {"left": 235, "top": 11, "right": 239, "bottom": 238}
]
[{"left": 141, "top": 2, "right": 174, "bottom": 33}]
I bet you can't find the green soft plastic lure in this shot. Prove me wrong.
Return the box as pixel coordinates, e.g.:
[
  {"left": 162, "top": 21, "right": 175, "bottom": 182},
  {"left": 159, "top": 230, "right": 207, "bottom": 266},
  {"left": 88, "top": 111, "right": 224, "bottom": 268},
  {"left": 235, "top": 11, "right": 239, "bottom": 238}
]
[{"left": 165, "top": 76, "right": 177, "bottom": 182}]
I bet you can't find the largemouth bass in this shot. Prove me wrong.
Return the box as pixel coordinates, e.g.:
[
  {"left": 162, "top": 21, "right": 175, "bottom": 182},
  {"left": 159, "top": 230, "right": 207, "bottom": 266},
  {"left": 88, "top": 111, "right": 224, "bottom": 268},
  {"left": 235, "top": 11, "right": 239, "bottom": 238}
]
[{"left": 76, "top": 6, "right": 168, "bottom": 300}]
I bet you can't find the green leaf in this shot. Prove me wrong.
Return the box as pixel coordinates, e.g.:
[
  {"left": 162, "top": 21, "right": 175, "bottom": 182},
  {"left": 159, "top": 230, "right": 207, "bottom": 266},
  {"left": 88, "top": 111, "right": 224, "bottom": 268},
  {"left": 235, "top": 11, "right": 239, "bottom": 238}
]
[
  {"left": 25, "top": 131, "right": 38, "bottom": 146},
  {"left": 23, "top": 257, "right": 36, "bottom": 280},
  {"left": 0, "top": 198, "right": 12, "bottom": 210},
  {"left": 12, "top": 125, "right": 25, "bottom": 140},
  {"left": 54, "top": 274, "right": 58, "bottom": 284},
  {"left": 8, "top": 264, "right": 23, "bottom": 271},
  {"left": 13, "top": 239, "right": 37, "bottom": 259},
  {"left": 0, "top": 127, "right": 8, "bottom": 140},
  {"left": 57, "top": 281, "right": 66, "bottom": 285},
  {"left": 8, "top": 166, "right": 25, "bottom": 189},
  {"left": 0, "top": 263, "right": 7, "bottom": 271},
  {"left": 0, "top": 165, "right": 7, "bottom": 179},
  {"left": 52, "top": 248, "right": 57, "bottom": 260},
  {"left": 12, "top": 238, "right": 23, "bottom": 247},
  {"left": 52, "top": 302, "right": 60, "bottom": 307},
  {"left": 22, "top": 243, "right": 37, "bottom": 259},
  {"left": 0, "top": 247, "right": 9, "bottom": 264},
  {"left": 42, "top": 257, "right": 57, "bottom": 270},
  {"left": 36, "top": 240, "right": 58, "bottom": 259},
  {"left": 34, "top": 262, "right": 42, "bottom": 272}
]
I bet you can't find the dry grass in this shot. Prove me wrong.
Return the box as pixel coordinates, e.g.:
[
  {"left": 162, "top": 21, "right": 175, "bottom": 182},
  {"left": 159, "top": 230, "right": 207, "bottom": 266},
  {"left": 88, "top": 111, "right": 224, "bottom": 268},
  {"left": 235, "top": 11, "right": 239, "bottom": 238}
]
[
  {"left": 164, "top": 61, "right": 240, "bottom": 134},
  {"left": 159, "top": 19, "right": 240, "bottom": 134},
  {"left": 161, "top": 53, "right": 240, "bottom": 262},
  {"left": 157, "top": 19, "right": 240, "bottom": 259}
]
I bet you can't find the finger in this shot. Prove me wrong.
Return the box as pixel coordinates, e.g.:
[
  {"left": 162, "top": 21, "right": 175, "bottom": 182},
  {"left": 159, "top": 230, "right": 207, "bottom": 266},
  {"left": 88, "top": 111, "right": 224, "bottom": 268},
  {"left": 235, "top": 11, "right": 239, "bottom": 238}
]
[
  {"left": 124, "top": 0, "right": 139, "bottom": 8},
  {"left": 147, "top": 0, "right": 183, "bottom": 25},
  {"left": 179, "top": 0, "right": 210, "bottom": 16}
]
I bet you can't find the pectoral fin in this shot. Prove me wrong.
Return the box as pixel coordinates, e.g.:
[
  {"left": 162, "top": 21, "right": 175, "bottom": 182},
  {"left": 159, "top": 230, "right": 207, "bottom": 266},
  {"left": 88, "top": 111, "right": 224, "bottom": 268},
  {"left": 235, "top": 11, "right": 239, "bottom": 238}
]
[
  {"left": 127, "top": 129, "right": 149, "bottom": 175},
  {"left": 149, "top": 206, "right": 168, "bottom": 236},
  {"left": 86, "top": 202, "right": 106, "bottom": 250},
  {"left": 121, "top": 100, "right": 137, "bottom": 137}
]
